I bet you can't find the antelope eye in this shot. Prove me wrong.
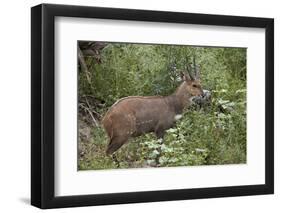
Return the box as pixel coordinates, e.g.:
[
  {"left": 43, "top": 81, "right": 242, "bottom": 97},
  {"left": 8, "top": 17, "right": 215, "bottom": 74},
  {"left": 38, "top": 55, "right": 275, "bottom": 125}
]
[{"left": 192, "top": 84, "right": 197, "bottom": 88}]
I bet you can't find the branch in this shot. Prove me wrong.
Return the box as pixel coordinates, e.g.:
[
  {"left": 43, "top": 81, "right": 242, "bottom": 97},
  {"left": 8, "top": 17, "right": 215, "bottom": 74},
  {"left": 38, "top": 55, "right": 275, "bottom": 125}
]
[
  {"left": 79, "top": 103, "right": 99, "bottom": 127},
  {"left": 78, "top": 46, "right": 91, "bottom": 83}
]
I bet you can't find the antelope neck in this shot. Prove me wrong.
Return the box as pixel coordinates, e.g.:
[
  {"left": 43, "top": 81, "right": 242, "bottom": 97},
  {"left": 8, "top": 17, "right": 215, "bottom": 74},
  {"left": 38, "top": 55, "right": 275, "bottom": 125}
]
[{"left": 165, "top": 82, "right": 192, "bottom": 115}]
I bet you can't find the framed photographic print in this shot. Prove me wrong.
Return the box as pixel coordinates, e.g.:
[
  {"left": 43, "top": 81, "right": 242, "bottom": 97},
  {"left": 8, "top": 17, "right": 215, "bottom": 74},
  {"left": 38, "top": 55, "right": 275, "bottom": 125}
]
[{"left": 31, "top": 3, "right": 274, "bottom": 209}]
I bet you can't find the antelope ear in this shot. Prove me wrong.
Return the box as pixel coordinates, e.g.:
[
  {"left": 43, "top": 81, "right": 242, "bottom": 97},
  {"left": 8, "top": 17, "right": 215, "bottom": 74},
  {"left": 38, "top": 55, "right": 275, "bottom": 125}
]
[
  {"left": 180, "top": 71, "right": 192, "bottom": 82},
  {"left": 180, "top": 71, "right": 188, "bottom": 81}
]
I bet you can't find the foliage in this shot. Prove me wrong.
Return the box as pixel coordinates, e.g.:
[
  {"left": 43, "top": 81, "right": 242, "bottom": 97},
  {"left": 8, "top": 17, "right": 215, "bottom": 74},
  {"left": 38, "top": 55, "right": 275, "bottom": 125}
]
[{"left": 78, "top": 42, "right": 246, "bottom": 170}]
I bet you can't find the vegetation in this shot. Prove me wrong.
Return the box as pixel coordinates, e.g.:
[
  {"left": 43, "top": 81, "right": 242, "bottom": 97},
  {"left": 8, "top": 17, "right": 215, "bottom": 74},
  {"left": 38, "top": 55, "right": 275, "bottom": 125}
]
[{"left": 78, "top": 42, "right": 246, "bottom": 170}]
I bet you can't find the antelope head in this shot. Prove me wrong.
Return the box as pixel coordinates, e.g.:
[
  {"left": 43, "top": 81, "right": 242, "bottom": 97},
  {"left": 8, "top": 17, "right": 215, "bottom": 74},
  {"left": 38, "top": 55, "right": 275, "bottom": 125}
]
[{"left": 180, "top": 64, "right": 203, "bottom": 97}]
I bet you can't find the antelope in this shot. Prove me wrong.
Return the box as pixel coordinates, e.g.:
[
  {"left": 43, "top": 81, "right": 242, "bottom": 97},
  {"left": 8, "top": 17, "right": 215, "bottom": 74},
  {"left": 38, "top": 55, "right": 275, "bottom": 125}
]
[{"left": 102, "top": 65, "right": 204, "bottom": 166}]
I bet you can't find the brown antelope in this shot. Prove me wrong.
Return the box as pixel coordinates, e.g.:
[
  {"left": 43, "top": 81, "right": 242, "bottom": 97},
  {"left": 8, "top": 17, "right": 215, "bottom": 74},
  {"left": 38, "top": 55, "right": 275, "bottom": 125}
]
[{"left": 102, "top": 66, "right": 204, "bottom": 165}]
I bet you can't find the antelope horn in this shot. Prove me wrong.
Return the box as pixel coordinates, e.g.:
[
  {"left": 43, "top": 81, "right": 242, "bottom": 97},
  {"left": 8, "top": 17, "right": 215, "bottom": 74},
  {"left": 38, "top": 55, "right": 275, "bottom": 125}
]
[
  {"left": 193, "top": 56, "right": 197, "bottom": 78},
  {"left": 193, "top": 55, "right": 200, "bottom": 79},
  {"left": 186, "top": 63, "right": 194, "bottom": 80},
  {"left": 195, "top": 65, "right": 200, "bottom": 79}
]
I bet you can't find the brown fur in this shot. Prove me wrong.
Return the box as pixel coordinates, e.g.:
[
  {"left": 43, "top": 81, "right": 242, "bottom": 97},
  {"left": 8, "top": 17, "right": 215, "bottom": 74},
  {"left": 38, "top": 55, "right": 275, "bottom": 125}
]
[{"left": 102, "top": 77, "right": 203, "bottom": 155}]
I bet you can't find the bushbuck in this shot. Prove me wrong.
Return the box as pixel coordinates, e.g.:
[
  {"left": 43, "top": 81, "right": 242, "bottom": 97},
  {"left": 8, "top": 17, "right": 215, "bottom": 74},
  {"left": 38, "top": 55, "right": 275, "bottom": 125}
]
[{"left": 102, "top": 66, "right": 204, "bottom": 166}]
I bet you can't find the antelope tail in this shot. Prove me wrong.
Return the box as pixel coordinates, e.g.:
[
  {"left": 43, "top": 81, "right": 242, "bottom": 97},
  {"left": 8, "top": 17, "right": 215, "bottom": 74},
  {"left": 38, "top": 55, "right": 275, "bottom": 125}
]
[{"left": 102, "top": 115, "right": 114, "bottom": 140}]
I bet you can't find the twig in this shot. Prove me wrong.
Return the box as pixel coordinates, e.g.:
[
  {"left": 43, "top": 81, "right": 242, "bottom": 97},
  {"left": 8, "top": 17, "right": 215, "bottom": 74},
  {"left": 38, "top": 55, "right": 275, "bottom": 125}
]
[
  {"left": 79, "top": 103, "right": 99, "bottom": 127},
  {"left": 85, "top": 97, "right": 101, "bottom": 117}
]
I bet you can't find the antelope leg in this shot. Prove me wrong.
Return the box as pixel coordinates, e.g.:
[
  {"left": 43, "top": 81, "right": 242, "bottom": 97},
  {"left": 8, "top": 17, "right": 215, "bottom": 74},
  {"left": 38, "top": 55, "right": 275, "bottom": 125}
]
[
  {"left": 112, "top": 153, "right": 120, "bottom": 168},
  {"left": 155, "top": 138, "right": 163, "bottom": 166}
]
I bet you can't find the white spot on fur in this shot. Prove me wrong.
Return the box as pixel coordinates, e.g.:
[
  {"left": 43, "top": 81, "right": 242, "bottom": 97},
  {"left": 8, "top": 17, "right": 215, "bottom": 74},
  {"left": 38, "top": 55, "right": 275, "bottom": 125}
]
[
  {"left": 157, "top": 138, "right": 163, "bottom": 143},
  {"left": 174, "top": 114, "right": 182, "bottom": 120},
  {"left": 189, "top": 96, "right": 195, "bottom": 102}
]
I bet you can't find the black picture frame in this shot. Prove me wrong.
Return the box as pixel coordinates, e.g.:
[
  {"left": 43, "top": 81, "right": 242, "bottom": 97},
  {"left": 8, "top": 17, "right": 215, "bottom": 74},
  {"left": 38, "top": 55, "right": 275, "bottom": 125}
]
[{"left": 31, "top": 3, "right": 274, "bottom": 209}]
